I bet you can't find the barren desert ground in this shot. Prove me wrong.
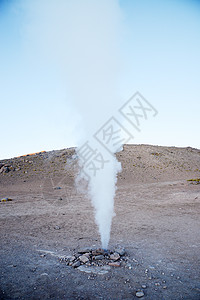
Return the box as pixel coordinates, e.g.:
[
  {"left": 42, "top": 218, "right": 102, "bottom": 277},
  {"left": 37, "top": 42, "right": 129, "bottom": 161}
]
[{"left": 0, "top": 144, "right": 200, "bottom": 299}]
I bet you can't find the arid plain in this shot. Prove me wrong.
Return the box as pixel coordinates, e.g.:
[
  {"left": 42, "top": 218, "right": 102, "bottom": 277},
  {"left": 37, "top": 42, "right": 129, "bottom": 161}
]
[{"left": 0, "top": 144, "right": 200, "bottom": 299}]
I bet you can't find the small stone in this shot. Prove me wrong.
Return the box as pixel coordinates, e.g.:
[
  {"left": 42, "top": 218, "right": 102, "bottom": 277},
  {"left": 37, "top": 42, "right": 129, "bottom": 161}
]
[
  {"left": 141, "top": 285, "right": 147, "bottom": 289},
  {"left": 136, "top": 291, "right": 144, "bottom": 298},
  {"left": 92, "top": 249, "right": 105, "bottom": 256},
  {"left": 149, "top": 266, "right": 155, "bottom": 270},
  {"left": 86, "top": 263, "right": 91, "bottom": 266},
  {"left": 95, "top": 255, "right": 104, "bottom": 260},
  {"left": 69, "top": 256, "right": 76, "bottom": 262},
  {"left": 72, "top": 261, "right": 81, "bottom": 268},
  {"left": 114, "top": 246, "right": 125, "bottom": 256},
  {"left": 108, "top": 262, "right": 121, "bottom": 267},
  {"left": 109, "top": 253, "right": 120, "bottom": 261},
  {"left": 54, "top": 225, "right": 61, "bottom": 230},
  {"left": 1, "top": 197, "right": 12, "bottom": 202},
  {"left": 155, "top": 283, "right": 160, "bottom": 286},
  {"left": 40, "top": 273, "right": 49, "bottom": 277},
  {"left": 79, "top": 255, "right": 89, "bottom": 264}
]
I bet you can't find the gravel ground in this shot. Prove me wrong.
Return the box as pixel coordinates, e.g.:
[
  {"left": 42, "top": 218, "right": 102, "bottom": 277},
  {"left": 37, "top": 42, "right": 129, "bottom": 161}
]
[{"left": 0, "top": 144, "right": 200, "bottom": 299}]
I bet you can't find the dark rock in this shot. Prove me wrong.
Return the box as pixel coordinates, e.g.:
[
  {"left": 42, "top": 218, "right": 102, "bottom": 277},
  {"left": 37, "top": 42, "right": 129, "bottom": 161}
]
[
  {"left": 92, "top": 248, "right": 105, "bottom": 256},
  {"left": 95, "top": 255, "right": 104, "bottom": 260},
  {"left": 0, "top": 166, "right": 9, "bottom": 173},
  {"left": 103, "top": 249, "right": 111, "bottom": 256},
  {"left": 72, "top": 261, "right": 81, "bottom": 268},
  {"left": 54, "top": 225, "right": 61, "bottom": 230},
  {"left": 1, "top": 197, "right": 12, "bottom": 202},
  {"left": 69, "top": 256, "right": 76, "bottom": 262}
]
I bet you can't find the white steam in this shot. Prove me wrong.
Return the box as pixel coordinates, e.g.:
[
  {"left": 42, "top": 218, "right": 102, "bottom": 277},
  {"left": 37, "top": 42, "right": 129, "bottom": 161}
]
[
  {"left": 86, "top": 151, "right": 121, "bottom": 249},
  {"left": 17, "top": 0, "right": 123, "bottom": 249}
]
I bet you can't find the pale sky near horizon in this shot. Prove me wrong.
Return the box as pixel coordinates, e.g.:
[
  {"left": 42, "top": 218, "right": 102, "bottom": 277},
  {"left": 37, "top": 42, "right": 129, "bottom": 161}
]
[{"left": 0, "top": 0, "right": 200, "bottom": 159}]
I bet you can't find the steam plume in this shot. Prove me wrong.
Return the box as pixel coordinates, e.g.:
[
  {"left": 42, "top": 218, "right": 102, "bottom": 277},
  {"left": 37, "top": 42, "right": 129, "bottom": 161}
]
[{"left": 17, "top": 0, "right": 123, "bottom": 249}]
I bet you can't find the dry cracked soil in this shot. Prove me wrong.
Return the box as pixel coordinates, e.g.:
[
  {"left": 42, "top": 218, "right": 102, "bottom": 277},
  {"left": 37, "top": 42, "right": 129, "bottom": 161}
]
[{"left": 0, "top": 144, "right": 200, "bottom": 299}]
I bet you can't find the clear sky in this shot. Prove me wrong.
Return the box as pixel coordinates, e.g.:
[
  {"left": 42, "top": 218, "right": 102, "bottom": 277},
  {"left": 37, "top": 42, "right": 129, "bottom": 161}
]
[{"left": 0, "top": 0, "right": 200, "bottom": 159}]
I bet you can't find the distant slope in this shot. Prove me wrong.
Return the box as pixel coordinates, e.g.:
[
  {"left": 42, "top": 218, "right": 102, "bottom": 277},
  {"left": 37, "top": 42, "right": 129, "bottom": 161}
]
[{"left": 0, "top": 145, "right": 200, "bottom": 186}]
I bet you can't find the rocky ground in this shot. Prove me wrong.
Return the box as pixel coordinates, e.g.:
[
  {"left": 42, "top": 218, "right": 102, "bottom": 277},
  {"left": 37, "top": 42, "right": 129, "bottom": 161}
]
[{"left": 0, "top": 144, "right": 200, "bottom": 299}]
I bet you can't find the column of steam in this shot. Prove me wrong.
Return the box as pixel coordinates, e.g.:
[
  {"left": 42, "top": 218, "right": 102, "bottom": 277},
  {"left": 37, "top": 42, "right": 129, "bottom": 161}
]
[
  {"left": 78, "top": 144, "right": 121, "bottom": 250},
  {"left": 71, "top": 0, "right": 123, "bottom": 250},
  {"left": 92, "top": 154, "right": 122, "bottom": 250}
]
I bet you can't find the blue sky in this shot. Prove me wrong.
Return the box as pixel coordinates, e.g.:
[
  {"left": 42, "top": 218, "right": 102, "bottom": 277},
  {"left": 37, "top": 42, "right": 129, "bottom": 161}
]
[{"left": 0, "top": 0, "right": 200, "bottom": 159}]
